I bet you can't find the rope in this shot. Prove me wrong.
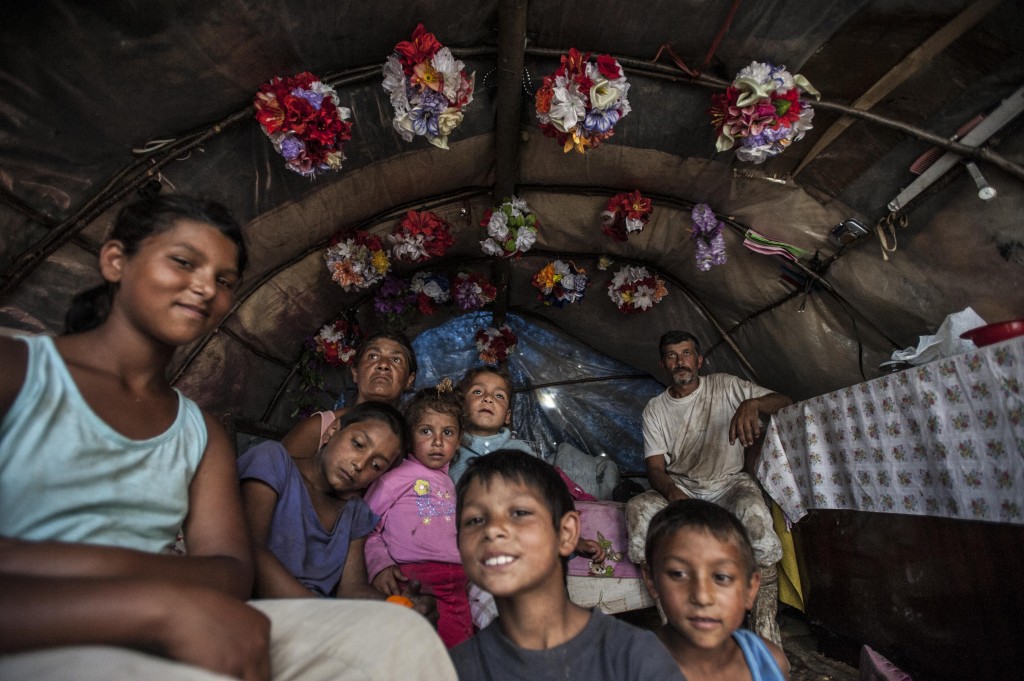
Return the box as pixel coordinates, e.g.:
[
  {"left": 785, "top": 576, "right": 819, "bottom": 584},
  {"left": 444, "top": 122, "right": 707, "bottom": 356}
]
[{"left": 875, "top": 211, "right": 909, "bottom": 261}]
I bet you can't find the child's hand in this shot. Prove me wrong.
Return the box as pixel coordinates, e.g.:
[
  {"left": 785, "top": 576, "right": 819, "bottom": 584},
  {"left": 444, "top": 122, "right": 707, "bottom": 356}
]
[
  {"left": 371, "top": 565, "right": 408, "bottom": 595},
  {"left": 404, "top": 579, "right": 440, "bottom": 627},
  {"left": 576, "top": 538, "right": 606, "bottom": 563}
]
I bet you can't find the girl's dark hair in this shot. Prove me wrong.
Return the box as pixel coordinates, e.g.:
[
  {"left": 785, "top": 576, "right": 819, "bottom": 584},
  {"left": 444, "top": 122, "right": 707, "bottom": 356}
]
[
  {"left": 64, "top": 194, "right": 247, "bottom": 334},
  {"left": 644, "top": 499, "right": 757, "bottom": 578},
  {"left": 354, "top": 331, "right": 418, "bottom": 376},
  {"left": 332, "top": 401, "right": 409, "bottom": 463},
  {"left": 403, "top": 379, "right": 463, "bottom": 434}
]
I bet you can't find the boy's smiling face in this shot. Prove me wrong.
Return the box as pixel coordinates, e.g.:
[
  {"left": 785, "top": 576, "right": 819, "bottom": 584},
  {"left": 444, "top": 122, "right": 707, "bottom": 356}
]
[
  {"left": 462, "top": 372, "right": 511, "bottom": 436},
  {"left": 642, "top": 526, "right": 759, "bottom": 654},
  {"left": 457, "top": 475, "right": 578, "bottom": 600}
]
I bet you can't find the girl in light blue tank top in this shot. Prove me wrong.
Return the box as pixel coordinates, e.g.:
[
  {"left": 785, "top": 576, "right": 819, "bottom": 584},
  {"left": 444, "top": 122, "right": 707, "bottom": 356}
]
[{"left": 0, "top": 195, "right": 273, "bottom": 677}]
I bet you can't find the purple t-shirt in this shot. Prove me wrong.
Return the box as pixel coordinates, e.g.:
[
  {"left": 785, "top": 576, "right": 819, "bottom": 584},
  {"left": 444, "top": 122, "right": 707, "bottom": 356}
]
[{"left": 238, "top": 440, "right": 378, "bottom": 596}]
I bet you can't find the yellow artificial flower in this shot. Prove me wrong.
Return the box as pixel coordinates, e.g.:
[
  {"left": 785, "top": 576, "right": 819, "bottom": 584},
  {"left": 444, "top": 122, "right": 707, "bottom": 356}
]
[
  {"left": 372, "top": 249, "right": 390, "bottom": 274},
  {"left": 413, "top": 479, "right": 431, "bottom": 496}
]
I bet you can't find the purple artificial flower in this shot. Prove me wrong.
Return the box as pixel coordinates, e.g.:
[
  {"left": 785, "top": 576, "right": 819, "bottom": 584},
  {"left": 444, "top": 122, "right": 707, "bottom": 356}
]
[
  {"left": 293, "top": 88, "right": 325, "bottom": 110},
  {"left": 690, "top": 202, "right": 727, "bottom": 271},
  {"left": 410, "top": 106, "right": 440, "bottom": 137},
  {"left": 691, "top": 203, "right": 720, "bottom": 236},
  {"left": 373, "top": 275, "right": 416, "bottom": 315},
  {"left": 709, "top": 231, "right": 727, "bottom": 266},
  {"left": 419, "top": 89, "right": 449, "bottom": 114},
  {"left": 583, "top": 108, "right": 620, "bottom": 134},
  {"left": 279, "top": 135, "right": 306, "bottom": 161}
]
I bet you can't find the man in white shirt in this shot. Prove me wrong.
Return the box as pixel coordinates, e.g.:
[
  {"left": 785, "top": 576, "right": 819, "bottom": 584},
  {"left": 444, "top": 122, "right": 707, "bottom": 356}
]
[{"left": 627, "top": 331, "right": 791, "bottom": 637}]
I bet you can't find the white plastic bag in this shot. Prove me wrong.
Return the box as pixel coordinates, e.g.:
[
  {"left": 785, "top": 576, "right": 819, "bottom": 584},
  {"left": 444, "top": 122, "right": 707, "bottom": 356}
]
[{"left": 890, "top": 307, "right": 987, "bottom": 365}]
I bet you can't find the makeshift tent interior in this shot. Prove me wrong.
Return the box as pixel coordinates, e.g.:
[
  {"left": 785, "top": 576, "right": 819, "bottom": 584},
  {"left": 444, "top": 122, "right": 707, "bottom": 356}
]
[{"left": 2, "top": 1, "right": 1023, "bottom": 679}]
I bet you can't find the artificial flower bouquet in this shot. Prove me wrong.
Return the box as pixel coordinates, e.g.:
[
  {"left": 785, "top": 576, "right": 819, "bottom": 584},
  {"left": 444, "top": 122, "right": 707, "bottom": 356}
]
[
  {"left": 535, "top": 48, "right": 631, "bottom": 154},
  {"left": 709, "top": 61, "right": 820, "bottom": 163},
  {"left": 453, "top": 271, "right": 497, "bottom": 310},
  {"left": 389, "top": 210, "right": 454, "bottom": 263},
  {"left": 475, "top": 324, "right": 518, "bottom": 365},
  {"left": 607, "top": 265, "right": 667, "bottom": 313},
  {"left": 253, "top": 71, "right": 353, "bottom": 177},
  {"left": 324, "top": 231, "right": 391, "bottom": 291},
  {"left": 601, "top": 190, "right": 652, "bottom": 242},
  {"left": 691, "top": 203, "right": 727, "bottom": 271},
  {"left": 480, "top": 196, "right": 539, "bottom": 258},
  {"left": 532, "top": 260, "right": 589, "bottom": 307},
  {"left": 372, "top": 275, "right": 419, "bottom": 327},
  {"left": 382, "top": 23, "right": 475, "bottom": 150},
  {"left": 410, "top": 271, "right": 451, "bottom": 314},
  {"left": 313, "top": 319, "right": 362, "bottom": 366}
]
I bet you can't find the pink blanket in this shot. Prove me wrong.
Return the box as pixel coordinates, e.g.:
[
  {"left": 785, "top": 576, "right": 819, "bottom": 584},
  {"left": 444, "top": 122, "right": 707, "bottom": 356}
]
[{"left": 568, "top": 501, "right": 643, "bottom": 579}]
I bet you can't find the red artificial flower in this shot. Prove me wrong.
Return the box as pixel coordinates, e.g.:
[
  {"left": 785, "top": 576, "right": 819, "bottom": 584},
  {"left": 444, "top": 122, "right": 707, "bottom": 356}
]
[
  {"left": 771, "top": 88, "right": 803, "bottom": 128},
  {"left": 601, "top": 190, "right": 651, "bottom": 242},
  {"left": 623, "top": 190, "right": 651, "bottom": 219},
  {"left": 479, "top": 209, "right": 493, "bottom": 228},
  {"left": 356, "top": 231, "right": 384, "bottom": 252},
  {"left": 602, "top": 219, "right": 628, "bottom": 242},
  {"left": 708, "top": 87, "right": 740, "bottom": 134},
  {"left": 393, "top": 210, "right": 454, "bottom": 261},
  {"left": 596, "top": 54, "right": 621, "bottom": 80},
  {"left": 416, "top": 293, "right": 436, "bottom": 315},
  {"left": 254, "top": 92, "right": 286, "bottom": 134},
  {"left": 394, "top": 24, "right": 442, "bottom": 71},
  {"left": 535, "top": 82, "right": 555, "bottom": 114},
  {"left": 561, "top": 48, "right": 589, "bottom": 79},
  {"left": 281, "top": 93, "right": 315, "bottom": 133}
]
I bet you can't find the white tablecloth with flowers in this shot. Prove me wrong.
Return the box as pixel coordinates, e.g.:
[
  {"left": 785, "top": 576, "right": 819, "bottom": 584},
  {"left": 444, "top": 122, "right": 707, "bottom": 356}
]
[{"left": 758, "top": 336, "right": 1024, "bottom": 526}]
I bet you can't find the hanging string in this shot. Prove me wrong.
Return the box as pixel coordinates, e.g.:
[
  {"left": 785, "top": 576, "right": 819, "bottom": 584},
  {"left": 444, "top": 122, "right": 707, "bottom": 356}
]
[
  {"left": 875, "top": 210, "right": 909, "bottom": 261},
  {"left": 653, "top": 0, "right": 743, "bottom": 77}
]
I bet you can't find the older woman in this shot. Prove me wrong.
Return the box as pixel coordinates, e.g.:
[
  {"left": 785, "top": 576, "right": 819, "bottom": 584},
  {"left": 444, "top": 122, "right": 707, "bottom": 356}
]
[{"left": 281, "top": 331, "right": 418, "bottom": 459}]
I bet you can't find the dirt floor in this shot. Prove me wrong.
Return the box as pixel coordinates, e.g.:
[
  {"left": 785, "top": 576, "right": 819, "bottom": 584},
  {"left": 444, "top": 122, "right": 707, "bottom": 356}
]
[
  {"left": 616, "top": 605, "right": 860, "bottom": 681},
  {"left": 778, "top": 610, "right": 859, "bottom": 681}
]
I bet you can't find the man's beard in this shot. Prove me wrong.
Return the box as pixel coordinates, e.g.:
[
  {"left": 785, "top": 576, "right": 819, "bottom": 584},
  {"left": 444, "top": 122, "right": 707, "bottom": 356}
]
[{"left": 671, "top": 368, "right": 698, "bottom": 386}]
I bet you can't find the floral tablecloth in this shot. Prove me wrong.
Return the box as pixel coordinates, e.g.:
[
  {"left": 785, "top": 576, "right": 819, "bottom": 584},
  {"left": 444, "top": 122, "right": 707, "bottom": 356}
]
[{"left": 758, "top": 336, "right": 1024, "bottom": 526}]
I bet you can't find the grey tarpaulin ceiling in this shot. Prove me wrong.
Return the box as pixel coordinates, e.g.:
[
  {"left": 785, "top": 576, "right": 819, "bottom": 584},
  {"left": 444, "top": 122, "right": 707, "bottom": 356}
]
[{"left": 2, "top": 0, "right": 1023, "bottom": 445}]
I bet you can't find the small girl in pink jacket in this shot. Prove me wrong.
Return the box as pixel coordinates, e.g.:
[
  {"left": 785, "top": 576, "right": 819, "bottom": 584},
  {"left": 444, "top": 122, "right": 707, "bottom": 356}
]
[{"left": 363, "top": 379, "right": 473, "bottom": 648}]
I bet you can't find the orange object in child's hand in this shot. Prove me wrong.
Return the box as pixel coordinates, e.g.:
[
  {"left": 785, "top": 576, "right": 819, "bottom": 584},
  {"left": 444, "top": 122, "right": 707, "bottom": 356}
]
[{"left": 386, "top": 594, "right": 414, "bottom": 608}]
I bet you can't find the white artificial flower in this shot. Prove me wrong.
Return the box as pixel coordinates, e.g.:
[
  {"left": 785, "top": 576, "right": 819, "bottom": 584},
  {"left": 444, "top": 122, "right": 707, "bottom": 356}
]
[
  {"left": 625, "top": 217, "right": 645, "bottom": 233},
  {"left": 547, "top": 85, "right": 586, "bottom": 133},
  {"left": 589, "top": 80, "right": 621, "bottom": 111},
  {"left": 481, "top": 239, "right": 505, "bottom": 256},
  {"left": 382, "top": 56, "right": 410, "bottom": 113},
  {"left": 391, "top": 237, "right": 428, "bottom": 263},
  {"left": 392, "top": 112, "right": 416, "bottom": 142},
  {"left": 514, "top": 226, "right": 537, "bottom": 253},
  {"left": 422, "top": 280, "right": 448, "bottom": 302},
  {"left": 791, "top": 106, "right": 815, "bottom": 141},
  {"left": 769, "top": 65, "right": 795, "bottom": 92},
  {"left": 737, "top": 61, "right": 772, "bottom": 85},
  {"left": 509, "top": 196, "right": 529, "bottom": 213},
  {"left": 632, "top": 284, "right": 656, "bottom": 310},
  {"left": 437, "top": 109, "right": 463, "bottom": 137},
  {"left": 487, "top": 210, "right": 510, "bottom": 240}
]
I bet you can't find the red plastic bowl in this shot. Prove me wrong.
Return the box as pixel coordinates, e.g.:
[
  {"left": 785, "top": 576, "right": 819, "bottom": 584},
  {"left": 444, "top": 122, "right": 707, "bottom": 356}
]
[{"left": 960, "top": 320, "right": 1024, "bottom": 347}]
